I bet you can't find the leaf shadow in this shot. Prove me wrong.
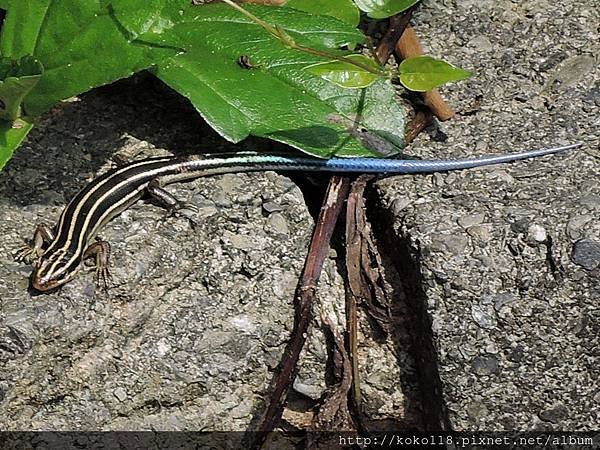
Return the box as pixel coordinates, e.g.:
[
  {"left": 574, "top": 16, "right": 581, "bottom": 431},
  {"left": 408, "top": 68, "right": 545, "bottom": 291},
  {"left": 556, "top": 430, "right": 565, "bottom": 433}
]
[{"left": 267, "top": 125, "right": 346, "bottom": 156}]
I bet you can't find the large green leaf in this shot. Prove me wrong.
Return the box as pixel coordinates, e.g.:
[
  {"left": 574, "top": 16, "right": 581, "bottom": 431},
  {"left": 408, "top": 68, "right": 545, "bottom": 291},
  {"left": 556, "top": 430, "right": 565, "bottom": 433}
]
[
  {"left": 115, "top": 3, "right": 406, "bottom": 157},
  {"left": 0, "top": 0, "right": 50, "bottom": 58},
  {"left": 0, "top": 0, "right": 180, "bottom": 117},
  {"left": 285, "top": 0, "right": 360, "bottom": 26},
  {"left": 0, "top": 0, "right": 407, "bottom": 163}
]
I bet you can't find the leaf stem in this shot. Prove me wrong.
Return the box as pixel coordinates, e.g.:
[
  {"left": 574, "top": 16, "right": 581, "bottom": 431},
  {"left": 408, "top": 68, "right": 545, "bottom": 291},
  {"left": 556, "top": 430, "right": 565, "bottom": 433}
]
[
  {"left": 219, "top": 0, "right": 388, "bottom": 77},
  {"left": 220, "top": 0, "right": 281, "bottom": 36}
]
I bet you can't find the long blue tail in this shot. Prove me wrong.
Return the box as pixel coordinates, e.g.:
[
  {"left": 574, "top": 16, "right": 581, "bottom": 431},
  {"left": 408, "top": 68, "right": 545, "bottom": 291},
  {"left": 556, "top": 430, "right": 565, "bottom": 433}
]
[{"left": 320, "top": 143, "right": 581, "bottom": 173}]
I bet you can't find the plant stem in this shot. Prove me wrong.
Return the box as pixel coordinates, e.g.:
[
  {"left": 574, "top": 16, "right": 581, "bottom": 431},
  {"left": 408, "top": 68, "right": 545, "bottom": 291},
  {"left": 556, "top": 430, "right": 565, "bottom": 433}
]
[
  {"left": 295, "top": 43, "right": 388, "bottom": 76},
  {"left": 220, "top": 0, "right": 281, "bottom": 36},
  {"left": 220, "top": 0, "right": 388, "bottom": 77}
]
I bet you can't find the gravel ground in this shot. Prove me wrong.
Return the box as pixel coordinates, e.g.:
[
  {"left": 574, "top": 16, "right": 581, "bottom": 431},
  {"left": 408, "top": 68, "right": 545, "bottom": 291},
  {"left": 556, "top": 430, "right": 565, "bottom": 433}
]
[{"left": 0, "top": 0, "right": 597, "bottom": 438}]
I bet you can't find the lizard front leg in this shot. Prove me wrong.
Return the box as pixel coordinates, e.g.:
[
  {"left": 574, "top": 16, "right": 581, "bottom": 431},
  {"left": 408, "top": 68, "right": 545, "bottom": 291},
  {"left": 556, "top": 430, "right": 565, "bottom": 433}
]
[
  {"left": 83, "top": 238, "right": 112, "bottom": 290},
  {"left": 15, "top": 223, "right": 55, "bottom": 264}
]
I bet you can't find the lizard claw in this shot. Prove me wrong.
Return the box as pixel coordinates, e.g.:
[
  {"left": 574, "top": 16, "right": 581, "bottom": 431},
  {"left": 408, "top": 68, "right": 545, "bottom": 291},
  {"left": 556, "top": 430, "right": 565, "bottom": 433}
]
[
  {"left": 95, "top": 265, "right": 112, "bottom": 291},
  {"left": 14, "top": 246, "right": 43, "bottom": 264}
]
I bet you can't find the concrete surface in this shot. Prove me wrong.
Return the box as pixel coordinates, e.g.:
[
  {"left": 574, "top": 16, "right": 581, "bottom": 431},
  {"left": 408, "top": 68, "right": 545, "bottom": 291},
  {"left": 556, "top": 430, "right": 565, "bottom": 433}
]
[
  {"left": 0, "top": 80, "right": 407, "bottom": 432},
  {"left": 0, "top": 0, "right": 598, "bottom": 437},
  {"left": 373, "top": 0, "right": 599, "bottom": 431}
]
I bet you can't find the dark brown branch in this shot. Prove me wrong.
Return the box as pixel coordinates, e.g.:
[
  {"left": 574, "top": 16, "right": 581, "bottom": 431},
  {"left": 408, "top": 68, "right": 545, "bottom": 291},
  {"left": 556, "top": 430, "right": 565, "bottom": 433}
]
[
  {"left": 251, "top": 175, "right": 352, "bottom": 449},
  {"left": 310, "top": 314, "right": 356, "bottom": 434},
  {"left": 345, "top": 176, "right": 375, "bottom": 407},
  {"left": 375, "top": 9, "right": 415, "bottom": 65},
  {"left": 405, "top": 109, "right": 434, "bottom": 144}
]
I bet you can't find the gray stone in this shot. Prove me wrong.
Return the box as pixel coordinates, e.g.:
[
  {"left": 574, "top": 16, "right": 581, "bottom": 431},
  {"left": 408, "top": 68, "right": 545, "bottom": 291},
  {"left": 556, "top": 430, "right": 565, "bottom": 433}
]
[
  {"left": 539, "top": 404, "right": 569, "bottom": 424},
  {"left": 579, "top": 194, "right": 600, "bottom": 210},
  {"left": 471, "top": 303, "right": 497, "bottom": 329},
  {"left": 466, "top": 225, "right": 492, "bottom": 243},
  {"left": 471, "top": 355, "right": 500, "bottom": 376},
  {"left": 431, "top": 234, "right": 469, "bottom": 255},
  {"left": 266, "top": 212, "right": 289, "bottom": 236},
  {"left": 527, "top": 224, "right": 547, "bottom": 243},
  {"left": 467, "top": 35, "right": 494, "bottom": 52},
  {"left": 571, "top": 239, "right": 600, "bottom": 270},
  {"left": 566, "top": 214, "right": 593, "bottom": 240},
  {"left": 458, "top": 213, "right": 485, "bottom": 229},
  {"left": 373, "top": 0, "right": 598, "bottom": 431},
  {"left": 493, "top": 293, "right": 518, "bottom": 312},
  {"left": 0, "top": 0, "right": 597, "bottom": 436},
  {"left": 261, "top": 201, "right": 283, "bottom": 213},
  {"left": 544, "top": 55, "right": 597, "bottom": 94},
  {"left": 113, "top": 388, "right": 128, "bottom": 402}
]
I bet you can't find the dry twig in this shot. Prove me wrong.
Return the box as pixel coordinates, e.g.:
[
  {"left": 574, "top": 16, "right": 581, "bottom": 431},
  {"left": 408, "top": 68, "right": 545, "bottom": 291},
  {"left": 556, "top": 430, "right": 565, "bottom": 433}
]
[{"left": 252, "top": 175, "right": 352, "bottom": 449}]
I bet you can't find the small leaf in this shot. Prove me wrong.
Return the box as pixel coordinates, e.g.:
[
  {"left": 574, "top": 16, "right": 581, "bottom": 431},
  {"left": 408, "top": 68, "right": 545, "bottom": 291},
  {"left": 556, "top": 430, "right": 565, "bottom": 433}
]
[
  {"left": 0, "top": 119, "right": 33, "bottom": 171},
  {"left": 0, "top": 56, "right": 43, "bottom": 120},
  {"left": 305, "top": 54, "right": 382, "bottom": 89},
  {"left": 398, "top": 55, "right": 472, "bottom": 92},
  {"left": 354, "top": 0, "right": 420, "bottom": 19},
  {"left": 286, "top": 0, "right": 360, "bottom": 26}
]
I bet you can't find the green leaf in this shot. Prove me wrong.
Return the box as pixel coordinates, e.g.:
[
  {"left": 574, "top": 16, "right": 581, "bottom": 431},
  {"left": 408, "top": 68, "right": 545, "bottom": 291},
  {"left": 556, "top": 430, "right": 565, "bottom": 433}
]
[
  {"left": 286, "top": 0, "right": 360, "bottom": 26},
  {"left": 305, "top": 54, "right": 382, "bottom": 89},
  {"left": 0, "top": 56, "right": 43, "bottom": 120},
  {"left": 0, "top": 0, "right": 180, "bottom": 117},
  {"left": 0, "top": 0, "right": 50, "bottom": 58},
  {"left": 398, "top": 55, "right": 472, "bottom": 92},
  {"left": 126, "top": 3, "right": 405, "bottom": 157},
  {"left": 354, "top": 0, "right": 420, "bottom": 19},
  {"left": 108, "top": 0, "right": 190, "bottom": 40},
  {"left": 0, "top": 119, "right": 33, "bottom": 171}
]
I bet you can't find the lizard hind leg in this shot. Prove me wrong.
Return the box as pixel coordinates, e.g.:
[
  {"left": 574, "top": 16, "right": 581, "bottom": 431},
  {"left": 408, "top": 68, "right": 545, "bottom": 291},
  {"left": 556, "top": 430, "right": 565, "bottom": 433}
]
[{"left": 146, "top": 178, "right": 198, "bottom": 229}]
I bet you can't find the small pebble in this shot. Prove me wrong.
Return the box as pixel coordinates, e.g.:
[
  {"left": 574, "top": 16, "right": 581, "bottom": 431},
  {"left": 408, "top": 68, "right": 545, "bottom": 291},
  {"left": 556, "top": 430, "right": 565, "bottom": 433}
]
[
  {"left": 471, "top": 303, "right": 497, "bottom": 329},
  {"left": 566, "top": 215, "right": 593, "bottom": 240},
  {"left": 267, "top": 213, "right": 289, "bottom": 236},
  {"left": 262, "top": 201, "right": 283, "bottom": 213},
  {"left": 539, "top": 404, "right": 569, "bottom": 424},
  {"left": 113, "top": 387, "right": 127, "bottom": 402},
  {"left": 528, "top": 224, "right": 547, "bottom": 243},
  {"left": 471, "top": 355, "right": 500, "bottom": 375},
  {"left": 467, "top": 225, "right": 492, "bottom": 242}
]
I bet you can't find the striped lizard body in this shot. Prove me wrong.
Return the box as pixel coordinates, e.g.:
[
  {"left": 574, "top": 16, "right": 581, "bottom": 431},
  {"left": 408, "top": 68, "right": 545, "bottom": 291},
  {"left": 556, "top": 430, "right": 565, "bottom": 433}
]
[{"left": 16, "top": 144, "right": 580, "bottom": 292}]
